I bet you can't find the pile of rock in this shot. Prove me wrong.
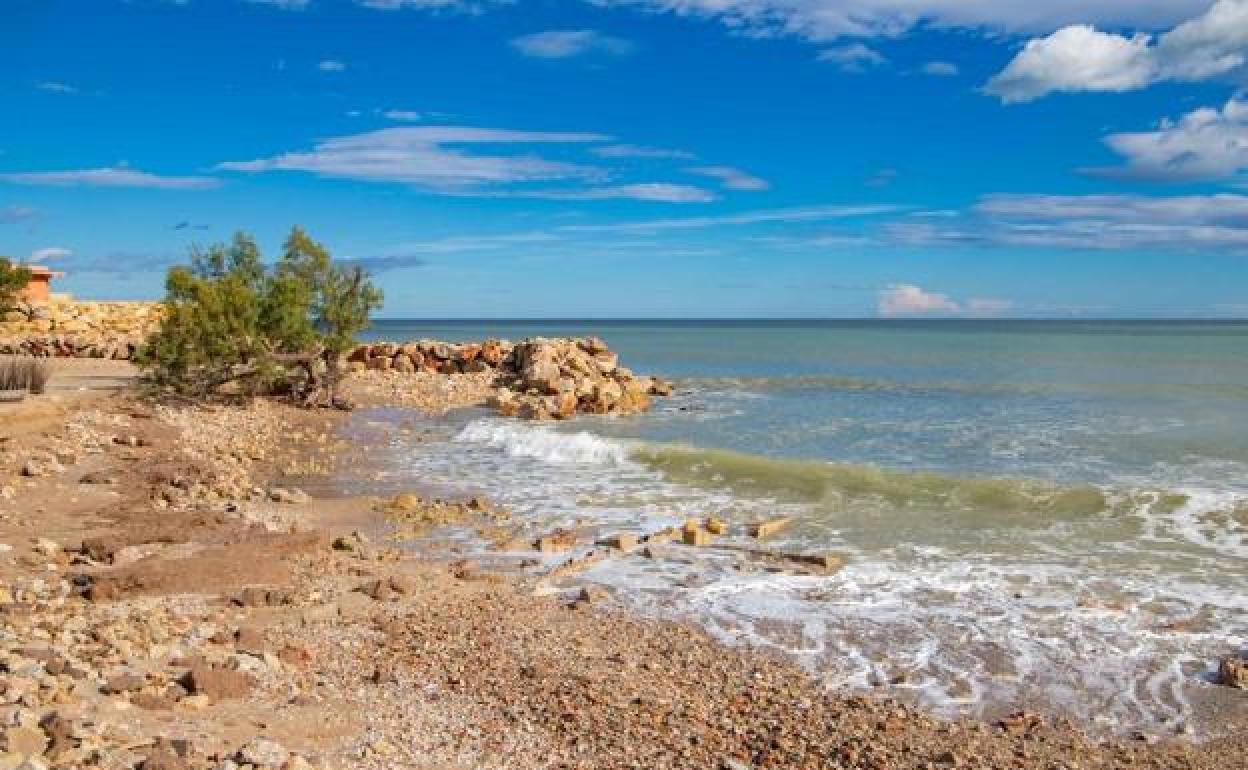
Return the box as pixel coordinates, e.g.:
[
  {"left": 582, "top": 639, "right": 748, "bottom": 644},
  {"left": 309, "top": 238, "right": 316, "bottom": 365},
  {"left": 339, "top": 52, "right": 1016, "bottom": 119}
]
[
  {"left": 0, "top": 300, "right": 163, "bottom": 360},
  {"left": 346, "top": 337, "right": 671, "bottom": 419}
]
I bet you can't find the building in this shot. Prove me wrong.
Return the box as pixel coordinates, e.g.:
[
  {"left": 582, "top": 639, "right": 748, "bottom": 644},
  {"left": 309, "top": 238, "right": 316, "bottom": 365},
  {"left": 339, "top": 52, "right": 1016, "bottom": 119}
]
[{"left": 18, "top": 265, "right": 65, "bottom": 304}]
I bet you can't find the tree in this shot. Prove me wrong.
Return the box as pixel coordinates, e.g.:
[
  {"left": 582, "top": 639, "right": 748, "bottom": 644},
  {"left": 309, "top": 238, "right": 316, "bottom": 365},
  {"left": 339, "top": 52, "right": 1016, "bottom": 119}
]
[
  {"left": 136, "top": 227, "right": 382, "bottom": 406},
  {"left": 0, "top": 257, "right": 32, "bottom": 314}
]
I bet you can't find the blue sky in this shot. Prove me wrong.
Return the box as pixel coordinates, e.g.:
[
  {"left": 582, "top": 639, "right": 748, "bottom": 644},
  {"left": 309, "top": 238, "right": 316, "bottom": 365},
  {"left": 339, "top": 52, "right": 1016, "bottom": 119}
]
[{"left": 3, "top": 0, "right": 1248, "bottom": 317}]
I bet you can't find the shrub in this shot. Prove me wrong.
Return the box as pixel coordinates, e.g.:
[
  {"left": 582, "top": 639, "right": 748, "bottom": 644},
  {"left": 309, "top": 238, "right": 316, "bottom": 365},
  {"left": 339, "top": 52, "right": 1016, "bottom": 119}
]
[
  {"left": 0, "top": 257, "right": 32, "bottom": 314},
  {"left": 136, "top": 227, "right": 382, "bottom": 406}
]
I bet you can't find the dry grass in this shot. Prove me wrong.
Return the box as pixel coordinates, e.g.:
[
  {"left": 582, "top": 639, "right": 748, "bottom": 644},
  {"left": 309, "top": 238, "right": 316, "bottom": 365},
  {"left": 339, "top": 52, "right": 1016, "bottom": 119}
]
[{"left": 0, "top": 356, "right": 54, "bottom": 393}]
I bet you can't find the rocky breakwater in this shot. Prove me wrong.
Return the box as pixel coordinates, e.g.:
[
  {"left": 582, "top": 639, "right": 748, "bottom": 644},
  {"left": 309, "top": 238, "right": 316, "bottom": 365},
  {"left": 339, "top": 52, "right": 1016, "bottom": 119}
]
[
  {"left": 0, "top": 300, "right": 163, "bottom": 360},
  {"left": 346, "top": 336, "right": 672, "bottom": 419}
]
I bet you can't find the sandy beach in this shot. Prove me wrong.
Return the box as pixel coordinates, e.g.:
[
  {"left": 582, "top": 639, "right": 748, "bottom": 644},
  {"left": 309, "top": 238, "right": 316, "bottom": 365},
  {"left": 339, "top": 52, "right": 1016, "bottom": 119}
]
[{"left": 1, "top": 360, "right": 1245, "bottom": 770}]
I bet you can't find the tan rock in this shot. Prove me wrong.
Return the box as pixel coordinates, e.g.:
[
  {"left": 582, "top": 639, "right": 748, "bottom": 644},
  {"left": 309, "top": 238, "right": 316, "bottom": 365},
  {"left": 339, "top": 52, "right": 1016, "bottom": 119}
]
[{"left": 748, "top": 516, "right": 794, "bottom": 539}]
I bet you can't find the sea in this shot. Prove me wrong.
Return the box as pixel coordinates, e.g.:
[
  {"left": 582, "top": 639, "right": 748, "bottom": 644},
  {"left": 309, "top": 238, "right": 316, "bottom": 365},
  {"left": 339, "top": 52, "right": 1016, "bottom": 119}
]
[{"left": 352, "top": 319, "right": 1248, "bottom": 736}]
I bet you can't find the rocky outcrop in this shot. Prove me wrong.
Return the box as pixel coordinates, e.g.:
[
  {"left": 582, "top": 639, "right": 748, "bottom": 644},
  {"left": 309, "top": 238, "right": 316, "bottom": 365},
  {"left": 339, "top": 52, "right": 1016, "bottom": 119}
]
[
  {"left": 345, "top": 336, "right": 672, "bottom": 419},
  {"left": 0, "top": 300, "right": 163, "bottom": 360}
]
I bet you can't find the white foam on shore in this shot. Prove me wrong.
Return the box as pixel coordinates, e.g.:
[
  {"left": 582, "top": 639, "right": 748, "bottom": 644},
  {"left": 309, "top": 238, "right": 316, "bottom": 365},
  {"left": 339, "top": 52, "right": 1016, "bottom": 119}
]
[
  {"left": 390, "top": 415, "right": 1248, "bottom": 738},
  {"left": 455, "top": 419, "right": 635, "bottom": 466}
]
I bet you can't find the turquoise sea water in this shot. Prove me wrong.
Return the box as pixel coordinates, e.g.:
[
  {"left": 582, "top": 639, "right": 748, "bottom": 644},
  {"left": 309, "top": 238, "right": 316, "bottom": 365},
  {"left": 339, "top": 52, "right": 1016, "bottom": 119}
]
[{"left": 357, "top": 320, "right": 1248, "bottom": 734}]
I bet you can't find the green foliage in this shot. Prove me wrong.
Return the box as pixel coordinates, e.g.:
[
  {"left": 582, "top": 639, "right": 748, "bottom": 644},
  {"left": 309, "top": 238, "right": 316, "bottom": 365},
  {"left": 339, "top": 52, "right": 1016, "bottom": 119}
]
[
  {"left": 0, "top": 257, "right": 32, "bottom": 314},
  {"left": 137, "top": 227, "right": 383, "bottom": 404}
]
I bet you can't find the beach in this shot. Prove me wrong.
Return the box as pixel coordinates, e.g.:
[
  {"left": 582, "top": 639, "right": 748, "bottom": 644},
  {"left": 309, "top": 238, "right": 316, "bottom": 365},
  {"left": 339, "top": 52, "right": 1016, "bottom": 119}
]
[{"left": 1, "top": 328, "right": 1247, "bottom": 769}]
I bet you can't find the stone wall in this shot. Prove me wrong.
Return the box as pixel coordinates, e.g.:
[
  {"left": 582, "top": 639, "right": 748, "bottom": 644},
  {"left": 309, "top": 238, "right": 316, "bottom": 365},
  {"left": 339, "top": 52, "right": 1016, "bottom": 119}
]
[
  {"left": 0, "top": 300, "right": 163, "bottom": 360},
  {"left": 347, "top": 337, "right": 672, "bottom": 419}
]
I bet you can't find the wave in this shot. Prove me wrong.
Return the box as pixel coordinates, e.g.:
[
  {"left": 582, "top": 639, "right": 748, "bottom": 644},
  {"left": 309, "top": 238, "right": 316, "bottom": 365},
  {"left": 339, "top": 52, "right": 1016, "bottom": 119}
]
[
  {"left": 454, "top": 419, "right": 634, "bottom": 466},
  {"left": 453, "top": 418, "right": 1185, "bottom": 518}
]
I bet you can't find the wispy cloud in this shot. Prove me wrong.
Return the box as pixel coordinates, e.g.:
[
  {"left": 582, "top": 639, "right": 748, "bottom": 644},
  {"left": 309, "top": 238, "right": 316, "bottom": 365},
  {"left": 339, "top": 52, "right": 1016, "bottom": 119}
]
[
  {"left": 506, "top": 183, "right": 715, "bottom": 203},
  {"left": 885, "top": 193, "right": 1248, "bottom": 252},
  {"left": 319, "top": 59, "right": 347, "bottom": 71},
  {"left": 590, "top": 0, "right": 1205, "bottom": 42},
  {"left": 560, "top": 203, "right": 902, "bottom": 233},
  {"left": 686, "top": 166, "right": 770, "bottom": 191},
  {"left": 247, "top": 0, "right": 310, "bottom": 8},
  {"left": 383, "top": 109, "right": 422, "bottom": 122},
  {"left": 591, "top": 144, "right": 695, "bottom": 160},
  {"left": 921, "top": 61, "right": 959, "bottom": 76},
  {"left": 510, "top": 29, "right": 634, "bottom": 59},
  {"left": 0, "top": 168, "right": 220, "bottom": 190},
  {"left": 865, "top": 168, "right": 898, "bottom": 187},
  {"left": 30, "top": 247, "right": 71, "bottom": 262},
  {"left": 36, "top": 81, "right": 77, "bottom": 94},
  {"left": 217, "top": 126, "right": 726, "bottom": 202},
  {"left": 0, "top": 204, "right": 37, "bottom": 223},
  {"left": 817, "top": 43, "right": 886, "bottom": 72},
  {"left": 218, "top": 126, "right": 608, "bottom": 189},
  {"left": 985, "top": 0, "right": 1248, "bottom": 103}
]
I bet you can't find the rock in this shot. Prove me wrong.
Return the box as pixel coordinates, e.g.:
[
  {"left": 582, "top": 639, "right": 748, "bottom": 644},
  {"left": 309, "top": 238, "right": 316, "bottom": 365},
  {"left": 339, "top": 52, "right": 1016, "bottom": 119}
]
[
  {"left": 103, "top": 672, "right": 146, "bottom": 694},
  {"left": 78, "top": 471, "right": 117, "bottom": 485},
  {"left": 388, "top": 493, "right": 422, "bottom": 512},
  {"left": 181, "top": 665, "right": 255, "bottom": 700},
  {"left": 576, "top": 585, "right": 610, "bottom": 605},
  {"left": 522, "top": 360, "right": 562, "bottom": 395},
  {"left": 748, "top": 516, "right": 794, "bottom": 539},
  {"left": 235, "top": 627, "right": 267, "bottom": 655},
  {"left": 32, "top": 539, "right": 60, "bottom": 557},
  {"left": 236, "top": 738, "right": 289, "bottom": 768},
  {"left": 1219, "top": 656, "right": 1248, "bottom": 689},
  {"left": 536, "top": 529, "right": 578, "bottom": 553},
  {"left": 599, "top": 533, "right": 638, "bottom": 550},
  {"left": 2, "top": 727, "right": 47, "bottom": 758},
  {"left": 682, "top": 520, "right": 711, "bottom": 546},
  {"left": 137, "top": 750, "right": 187, "bottom": 770},
  {"left": 268, "top": 487, "right": 308, "bottom": 504}
]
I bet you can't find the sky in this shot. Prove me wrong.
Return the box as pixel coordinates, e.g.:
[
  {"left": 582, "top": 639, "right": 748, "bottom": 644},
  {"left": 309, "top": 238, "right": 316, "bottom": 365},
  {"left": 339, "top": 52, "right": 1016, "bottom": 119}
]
[{"left": 3, "top": 0, "right": 1248, "bottom": 318}]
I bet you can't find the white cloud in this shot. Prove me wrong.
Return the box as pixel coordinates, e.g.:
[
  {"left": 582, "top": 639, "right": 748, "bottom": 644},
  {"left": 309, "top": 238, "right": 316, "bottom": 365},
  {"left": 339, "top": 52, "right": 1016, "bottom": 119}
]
[
  {"left": 510, "top": 29, "right": 634, "bottom": 58},
  {"left": 877, "top": 284, "right": 961, "bottom": 316},
  {"left": 921, "top": 60, "right": 959, "bottom": 76},
  {"left": 383, "top": 109, "right": 422, "bottom": 121},
  {"left": 985, "top": 0, "right": 1248, "bottom": 102},
  {"left": 0, "top": 168, "right": 220, "bottom": 190},
  {"left": 36, "top": 81, "right": 76, "bottom": 94},
  {"left": 1089, "top": 97, "right": 1248, "bottom": 181},
  {"left": 319, "top": 59, "right": 347, "bottom": 71},
  {"left": 817, "top": 43, "right": 887, "bottom": 72},
  {"left": 30, "top": 247, "right": 71, "bottom": 262},
  {"left": 560, "top": 203, "right": 901, "bottom": 233},
  {"left": 590, "top": 0, "right": 1208, "bottom": 42},
  {"left": 877, "top": 284, "right": 1012, "bottom": 317},
  {"left": 686, "top": 165, "right": 770, "bottom": 190},
  {"left": 591, "top": 144, "right": 694, "bottom": 159}
]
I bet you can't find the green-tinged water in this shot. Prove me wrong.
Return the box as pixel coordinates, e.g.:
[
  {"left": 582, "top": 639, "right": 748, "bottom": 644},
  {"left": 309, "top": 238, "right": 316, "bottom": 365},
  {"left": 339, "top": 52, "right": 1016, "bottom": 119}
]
[{"left": 354, "top": 320, "right": 1248, "bottom": 735}]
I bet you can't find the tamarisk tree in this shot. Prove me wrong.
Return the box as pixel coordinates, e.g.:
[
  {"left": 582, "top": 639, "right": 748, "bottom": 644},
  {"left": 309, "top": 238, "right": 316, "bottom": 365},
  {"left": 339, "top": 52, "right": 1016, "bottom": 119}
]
[
  {"left": 137, "top": 227, "right": 382, "bottom": 406},
  {"left": 0, "top": 257, "right": 32, "bottom": 314}
]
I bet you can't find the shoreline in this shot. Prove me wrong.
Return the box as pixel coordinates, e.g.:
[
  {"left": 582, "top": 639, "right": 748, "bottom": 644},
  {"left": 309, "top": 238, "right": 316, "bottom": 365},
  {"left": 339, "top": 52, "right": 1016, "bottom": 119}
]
[{"left": 0, "top": 364, "right": 1246, "bottom": 768}]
